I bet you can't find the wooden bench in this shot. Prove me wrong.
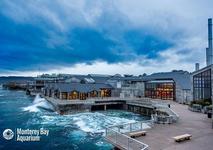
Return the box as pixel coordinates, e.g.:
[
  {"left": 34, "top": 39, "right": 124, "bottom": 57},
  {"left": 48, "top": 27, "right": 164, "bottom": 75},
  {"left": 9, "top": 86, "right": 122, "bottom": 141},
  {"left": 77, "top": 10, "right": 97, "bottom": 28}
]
[
  {"left": 173, "top": 134, "right": 192, "bottom": 142},
  {"left": 129, "top": 131, "right": 147, "bottom": 138}
]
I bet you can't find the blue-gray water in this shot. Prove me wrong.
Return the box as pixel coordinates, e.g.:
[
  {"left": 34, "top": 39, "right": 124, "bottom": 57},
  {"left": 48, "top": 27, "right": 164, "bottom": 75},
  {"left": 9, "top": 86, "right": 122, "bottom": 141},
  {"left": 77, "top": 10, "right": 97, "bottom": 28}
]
[{"left": 0, "top": 88, "right": 149, "bottom": 150}]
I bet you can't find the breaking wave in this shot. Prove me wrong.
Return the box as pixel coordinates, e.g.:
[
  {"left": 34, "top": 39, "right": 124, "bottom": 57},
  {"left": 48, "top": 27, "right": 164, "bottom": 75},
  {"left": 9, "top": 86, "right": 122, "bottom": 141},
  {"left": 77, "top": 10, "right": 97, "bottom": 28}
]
[
  {"left": 38, "top": 111, "right": 149, "bottom": 134},
  {"left": 72, "top": 112, "right": 136, "bottom": 133},
  {"left": 22, "top": 94, "right": 54, "bottom": 112},
  {"left": 22, "top": 95, "right": 150, "bottom": 135}
]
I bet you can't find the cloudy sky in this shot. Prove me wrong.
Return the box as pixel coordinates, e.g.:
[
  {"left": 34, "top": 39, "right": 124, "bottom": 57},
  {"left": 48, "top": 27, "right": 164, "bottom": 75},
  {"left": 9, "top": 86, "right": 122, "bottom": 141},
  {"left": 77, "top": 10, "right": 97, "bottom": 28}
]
[{"left": 0, "top": 0, "right": 212, "bottom": 76}]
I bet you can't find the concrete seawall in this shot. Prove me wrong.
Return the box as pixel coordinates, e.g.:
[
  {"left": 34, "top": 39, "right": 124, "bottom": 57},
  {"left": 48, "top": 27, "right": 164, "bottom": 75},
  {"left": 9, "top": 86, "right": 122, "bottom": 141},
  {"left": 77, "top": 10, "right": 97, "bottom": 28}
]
[{"left": 45, "top": 97, "right": 155, "bottom": 116}]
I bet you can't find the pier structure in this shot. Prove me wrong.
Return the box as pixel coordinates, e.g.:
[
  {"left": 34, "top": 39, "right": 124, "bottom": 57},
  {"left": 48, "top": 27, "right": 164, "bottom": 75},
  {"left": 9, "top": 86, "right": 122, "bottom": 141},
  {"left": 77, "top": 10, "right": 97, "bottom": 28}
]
[
  {"left": 45, "top": 97, "right": 155, "bottom": 115},
  {"left": 45, "top": 97, "right": 178, "bottom": 123}
]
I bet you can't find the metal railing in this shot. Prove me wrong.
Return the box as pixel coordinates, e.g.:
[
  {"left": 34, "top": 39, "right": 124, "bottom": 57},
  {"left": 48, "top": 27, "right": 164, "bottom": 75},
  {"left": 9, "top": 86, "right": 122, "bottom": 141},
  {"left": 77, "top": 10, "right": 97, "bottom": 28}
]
[
  {"left": 106, "top": 128, "right": 149, "bottom": 150},
  {"left": 109, "top": 120, "right": 154, "bottom": 133},
  {"left": 126, "top": 98, "right": 170, "bottom": 107},
  {"left": 151, "top": 105, "right": 179, "bottom": 124},
  {"left": 151, "top": 114, "right": 174, "bottom": 124},
  {"left": 126, "top": 100, "right": 153, "bottom": 107},
  {"left": 105, "top": 120, "right": 153, "bottom": 150}
]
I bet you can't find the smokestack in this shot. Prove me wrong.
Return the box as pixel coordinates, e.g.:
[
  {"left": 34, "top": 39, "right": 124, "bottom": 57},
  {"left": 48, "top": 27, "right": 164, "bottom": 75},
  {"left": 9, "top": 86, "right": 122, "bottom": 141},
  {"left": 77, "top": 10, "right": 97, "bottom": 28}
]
[
  {"left": 195, "top": 63, "right": 199, "bottom": 71},
  {"left": 206, "top": 18, "right": 213, "bottom": 66},
  {"left": 208, "top": 18, "right": 212, "bottom": 49}
]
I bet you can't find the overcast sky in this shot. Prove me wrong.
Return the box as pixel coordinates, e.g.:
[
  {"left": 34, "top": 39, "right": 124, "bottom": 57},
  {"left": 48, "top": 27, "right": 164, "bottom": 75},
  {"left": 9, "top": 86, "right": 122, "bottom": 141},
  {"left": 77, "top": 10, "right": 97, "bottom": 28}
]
[{"left": 0, "top": 0, "right": 212, "bottom": 76}]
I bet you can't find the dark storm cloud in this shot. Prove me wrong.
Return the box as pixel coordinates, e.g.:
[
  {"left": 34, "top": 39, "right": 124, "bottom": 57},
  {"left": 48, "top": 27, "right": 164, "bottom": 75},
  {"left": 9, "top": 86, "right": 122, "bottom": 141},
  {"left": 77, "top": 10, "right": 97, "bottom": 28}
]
[
  {"left": 0, "top": 0, "right": 174, "bottom": 72},
  {"left": 1, "top": 0, "right": 211, "bottom": 73}
]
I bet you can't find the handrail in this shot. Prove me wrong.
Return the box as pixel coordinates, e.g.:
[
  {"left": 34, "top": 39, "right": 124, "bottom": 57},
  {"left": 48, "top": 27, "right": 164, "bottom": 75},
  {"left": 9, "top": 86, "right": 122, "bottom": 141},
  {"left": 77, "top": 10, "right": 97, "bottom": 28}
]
[
  {"left": 106, "top": 128, "right": 149, "bottom": 150},
  {"left": 159, "top": 106, "right": 179, "bottom": 119},
  {"left": 108, "top": 120, "right": 154, "bottom": 130},
  {"left": 105, "top": 120, "right": 153, "bottom": 150},
  {"left": 153, "top": 105, "right": 179, "bottom": 123},
  {"left": 168, "top": 107, "right": 179, "bottom": 119}
]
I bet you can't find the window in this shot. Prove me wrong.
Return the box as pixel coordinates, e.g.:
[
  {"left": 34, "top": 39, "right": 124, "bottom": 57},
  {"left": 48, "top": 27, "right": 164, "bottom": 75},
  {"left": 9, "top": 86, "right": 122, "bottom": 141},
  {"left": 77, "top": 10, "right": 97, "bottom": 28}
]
[
  {"left": 145, "top": 81, "right": 175, "bottom": 100},
  {"left": 193, "top": 69, "right": 211, "bottom": 100},
  {"left": 69, "top": 91, "right": 79, "bottom": 100},
  {"left": 101, "top": 89, "right": 111, "bottom": 97}
]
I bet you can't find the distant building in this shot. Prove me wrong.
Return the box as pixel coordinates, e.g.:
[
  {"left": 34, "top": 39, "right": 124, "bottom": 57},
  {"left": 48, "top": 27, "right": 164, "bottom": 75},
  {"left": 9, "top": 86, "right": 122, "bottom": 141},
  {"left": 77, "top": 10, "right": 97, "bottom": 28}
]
[{"left": 107, "top": 76, "right": 144, "bottom": 98}]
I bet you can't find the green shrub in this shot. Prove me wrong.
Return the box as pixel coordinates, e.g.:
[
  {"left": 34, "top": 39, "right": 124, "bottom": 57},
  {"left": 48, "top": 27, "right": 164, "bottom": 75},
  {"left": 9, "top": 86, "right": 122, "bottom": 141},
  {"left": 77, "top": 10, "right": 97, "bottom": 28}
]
[
  {"left": 206, "top": 105, "right": 213, "bottom": 111},
  {"left": 190, "top": 99, "right": 212, "bottom": 107}
]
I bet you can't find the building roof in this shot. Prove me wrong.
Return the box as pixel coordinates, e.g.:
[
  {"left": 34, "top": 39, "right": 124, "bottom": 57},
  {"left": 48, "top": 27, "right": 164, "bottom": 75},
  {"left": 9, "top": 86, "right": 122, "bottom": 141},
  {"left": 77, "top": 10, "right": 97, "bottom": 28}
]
[
  {"left": 191, "top": 64, "right": 212, "bottom": 75},
  {"left": 143, "top": 70, "right": 191, "bottom": 90},
  {"left": 64, "top": 74, "right": 109, "bottom": 84},
  {"left": 89, "top": 76, "right": 110, "bottom": 83},
  {"left": 108, "top": 76, "right": 143, "bottom": 82},
  {"left": 45, "top": 83, "right": 113, "bottom": 93},
  {"left": 147, "top": 80, "right": 174, "bottom": 83}
]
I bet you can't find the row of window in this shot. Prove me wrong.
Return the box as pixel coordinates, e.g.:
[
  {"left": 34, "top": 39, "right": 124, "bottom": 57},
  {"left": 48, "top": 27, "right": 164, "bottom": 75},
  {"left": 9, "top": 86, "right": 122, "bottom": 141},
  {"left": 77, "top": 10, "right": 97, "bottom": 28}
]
[
  {"left": 145, "top": 82, "right": 175, "bottom": 100},
  {"left": 193, "top": 69, "right": 211, "bottom": 100},
  {"left": 145, "top": 83, "right": 174, "bottom": 89}
]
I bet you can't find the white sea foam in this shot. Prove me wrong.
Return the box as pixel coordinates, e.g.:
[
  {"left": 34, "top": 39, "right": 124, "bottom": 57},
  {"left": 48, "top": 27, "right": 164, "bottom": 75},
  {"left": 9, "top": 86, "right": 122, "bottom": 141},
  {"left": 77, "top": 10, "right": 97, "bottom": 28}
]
[
  {"left": 72, "top": 112, "right": 137, "bottom": 133},
  {"left": 38, "top": 111, "right": 141, "bottom": 134},
  {"left": 30, "top": 107, "right": 149, "bottom": 135},
  {"left": 22, "top": 94, "right": 54, "bottom": 112}
]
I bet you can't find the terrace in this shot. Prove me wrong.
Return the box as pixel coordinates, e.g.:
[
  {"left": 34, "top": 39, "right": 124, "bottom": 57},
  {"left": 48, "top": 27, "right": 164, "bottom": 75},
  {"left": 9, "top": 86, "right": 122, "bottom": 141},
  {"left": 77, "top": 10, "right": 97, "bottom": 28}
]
[{"left": 105, "top": 102, "right": 213, "bottom": 150}]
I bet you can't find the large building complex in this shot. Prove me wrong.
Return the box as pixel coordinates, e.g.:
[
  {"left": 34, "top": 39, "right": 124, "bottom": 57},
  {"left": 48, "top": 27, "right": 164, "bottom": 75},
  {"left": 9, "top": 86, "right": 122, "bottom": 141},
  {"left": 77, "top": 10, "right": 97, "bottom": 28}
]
[{"left": 41, "top": 70, "right": 192, "bottom": 103}]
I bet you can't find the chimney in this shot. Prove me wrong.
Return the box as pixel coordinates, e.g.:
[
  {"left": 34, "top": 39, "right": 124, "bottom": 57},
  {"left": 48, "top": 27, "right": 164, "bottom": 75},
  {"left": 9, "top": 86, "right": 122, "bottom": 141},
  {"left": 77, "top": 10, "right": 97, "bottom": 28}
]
[
  {"left": 195, "top": 63, "right": 199, "bottom": 71},
  {"left": 206, "top": 18, "right": 213, "bottom": 66}
]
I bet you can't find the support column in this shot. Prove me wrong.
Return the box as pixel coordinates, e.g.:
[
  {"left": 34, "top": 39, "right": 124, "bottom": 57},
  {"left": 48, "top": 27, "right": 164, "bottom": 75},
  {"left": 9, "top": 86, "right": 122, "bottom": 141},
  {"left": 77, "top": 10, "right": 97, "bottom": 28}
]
[{"left": 59, "top": 92, "right": 62, "bottom": 100}]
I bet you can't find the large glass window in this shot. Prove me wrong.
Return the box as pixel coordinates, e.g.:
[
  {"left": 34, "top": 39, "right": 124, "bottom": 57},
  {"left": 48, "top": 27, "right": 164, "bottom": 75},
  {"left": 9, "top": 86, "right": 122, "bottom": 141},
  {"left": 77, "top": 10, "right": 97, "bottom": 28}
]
[
  {"left": 145, "top": 81, "right": 175, "bottom": 100},
  {"left": 100, "top": 89, "right": 111, "bottom": 97},
  {"left": 193, "top": 69, "right": 211, "bottom": 100},
  {"left": 69, "top": 91, "right": 79, "bottom": 100}
]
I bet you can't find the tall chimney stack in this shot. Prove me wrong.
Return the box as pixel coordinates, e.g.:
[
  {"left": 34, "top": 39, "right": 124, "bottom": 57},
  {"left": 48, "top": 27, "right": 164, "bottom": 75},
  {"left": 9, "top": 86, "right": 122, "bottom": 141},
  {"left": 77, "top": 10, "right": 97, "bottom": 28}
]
[
  {"left": 206, "top": 18, "right": 213, "bottom": 66},
  {"left": 195, "top": 63, "right": 199, "bottom": 71}
]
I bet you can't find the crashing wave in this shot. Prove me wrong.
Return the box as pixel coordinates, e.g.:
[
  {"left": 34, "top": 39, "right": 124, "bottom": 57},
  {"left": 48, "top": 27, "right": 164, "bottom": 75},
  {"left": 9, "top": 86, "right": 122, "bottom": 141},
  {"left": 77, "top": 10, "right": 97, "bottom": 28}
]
[
  {"left": 22, "top": 94, "right": 54, "bottom": 112},
  {"left": 39, "top": 111, "right": 146, "bottom": 134}
]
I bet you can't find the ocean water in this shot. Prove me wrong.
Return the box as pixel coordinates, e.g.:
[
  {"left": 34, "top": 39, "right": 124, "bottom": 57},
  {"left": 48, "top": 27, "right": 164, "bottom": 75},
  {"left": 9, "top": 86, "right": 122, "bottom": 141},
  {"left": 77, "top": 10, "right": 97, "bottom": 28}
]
[{"left": 0, "top": 88, "right": 150, "bottom": 150}]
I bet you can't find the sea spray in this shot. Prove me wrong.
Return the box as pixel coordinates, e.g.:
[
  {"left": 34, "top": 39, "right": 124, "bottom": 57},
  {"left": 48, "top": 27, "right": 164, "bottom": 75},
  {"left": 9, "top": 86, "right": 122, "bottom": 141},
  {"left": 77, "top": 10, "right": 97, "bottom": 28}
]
[
  {"left": 39, "top": 111, "right": 149, "bottom": 134},
  {"left": 22, "top": 94, "right": 54, "bottom": 112}
]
